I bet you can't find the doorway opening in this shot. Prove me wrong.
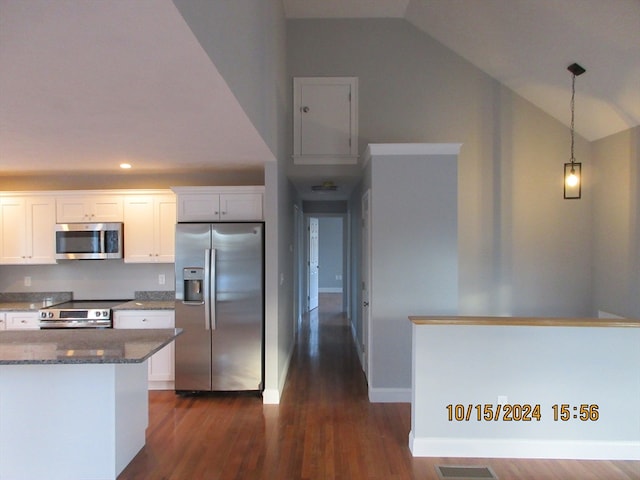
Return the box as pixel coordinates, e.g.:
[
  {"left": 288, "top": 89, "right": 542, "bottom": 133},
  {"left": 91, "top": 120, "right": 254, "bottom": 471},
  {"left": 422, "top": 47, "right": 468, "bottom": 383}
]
[
  {"left": 293, "top": 199, "right": 351, "bottom": 338},
  {"left": 304, "top": 214, "right": 348, "bottom": 317},
  {"left": 297, "top": 210, "right": 350, "bottom": 368}
]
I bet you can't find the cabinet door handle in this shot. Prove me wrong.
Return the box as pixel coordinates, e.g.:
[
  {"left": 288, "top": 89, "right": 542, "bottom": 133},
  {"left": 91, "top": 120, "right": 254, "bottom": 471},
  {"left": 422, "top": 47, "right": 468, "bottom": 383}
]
[{"left": 301, "top": 106, "right": 310, "bottom": 113}]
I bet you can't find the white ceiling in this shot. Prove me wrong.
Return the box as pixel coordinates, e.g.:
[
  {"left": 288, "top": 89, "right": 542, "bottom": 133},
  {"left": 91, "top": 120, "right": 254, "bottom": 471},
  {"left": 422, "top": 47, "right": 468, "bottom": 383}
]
[
  {"left": 0, "top": 0, "right": 274, "bottom": 176},
  {"left": 0, "top": 0, "right": 637, "bottom": 180},
  {"left": 284, "top": 0, "right": 640, "bottom": 142}
]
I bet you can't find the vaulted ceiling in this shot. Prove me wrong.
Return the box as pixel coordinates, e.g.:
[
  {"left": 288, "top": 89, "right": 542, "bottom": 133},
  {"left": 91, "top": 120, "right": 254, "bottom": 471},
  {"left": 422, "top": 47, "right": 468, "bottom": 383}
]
[
  {"left": 284, "top": 0, "right": 640, "bottom": 142},
  {"left": 0, "top": 0, "right": 638, "bottom": 177},
  {"left": 0, "top": 0, "right": 274, "bottom": 177}
]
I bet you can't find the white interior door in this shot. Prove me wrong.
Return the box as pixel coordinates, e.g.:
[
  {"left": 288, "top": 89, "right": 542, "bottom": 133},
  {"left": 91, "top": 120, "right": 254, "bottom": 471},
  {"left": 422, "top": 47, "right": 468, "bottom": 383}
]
[
  {"left": 308, "top": 217, "right": 319, "bottom": 311},
  {"left": 361, "top": 190, "right": 371, "bottom": 379}
]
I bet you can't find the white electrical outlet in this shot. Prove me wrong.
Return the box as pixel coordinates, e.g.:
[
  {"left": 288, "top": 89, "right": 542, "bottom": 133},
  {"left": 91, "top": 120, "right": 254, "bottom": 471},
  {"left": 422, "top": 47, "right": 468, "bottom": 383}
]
[
  {"left": 24, "top": 276, "right": 31, "bottom": 287},
  {"left": 158, "top": 274, "right": 165, "bottom": 285}
]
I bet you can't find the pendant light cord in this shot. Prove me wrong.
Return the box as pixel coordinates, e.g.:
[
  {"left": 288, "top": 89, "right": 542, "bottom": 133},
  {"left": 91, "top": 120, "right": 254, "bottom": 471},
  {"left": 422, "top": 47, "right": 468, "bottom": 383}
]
[{"left": 570, "top": 72, "right": 576, "bottom": 166}]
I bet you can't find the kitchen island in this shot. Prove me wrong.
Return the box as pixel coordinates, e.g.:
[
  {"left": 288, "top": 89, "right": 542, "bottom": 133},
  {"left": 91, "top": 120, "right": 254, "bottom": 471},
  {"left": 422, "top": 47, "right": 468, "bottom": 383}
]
[
  {"left": 408, "top": 316, "right": 640, "bottom": 460},
  {"left": 0, "top": 328, "right": 182, "bottom": 480}
]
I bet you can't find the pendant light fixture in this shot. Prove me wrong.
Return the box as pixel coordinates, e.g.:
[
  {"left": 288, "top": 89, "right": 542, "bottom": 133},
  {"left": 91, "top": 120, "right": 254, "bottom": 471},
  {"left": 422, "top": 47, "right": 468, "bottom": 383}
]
[{"left": 564, "top": 62, "right": 585, "bottom": 199}]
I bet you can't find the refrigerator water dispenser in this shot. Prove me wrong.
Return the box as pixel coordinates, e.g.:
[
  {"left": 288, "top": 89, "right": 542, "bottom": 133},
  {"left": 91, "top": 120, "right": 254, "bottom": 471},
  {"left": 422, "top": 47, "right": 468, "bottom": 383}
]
[{"left": 183, "top": 267, "right": 204, "bottom": 303}]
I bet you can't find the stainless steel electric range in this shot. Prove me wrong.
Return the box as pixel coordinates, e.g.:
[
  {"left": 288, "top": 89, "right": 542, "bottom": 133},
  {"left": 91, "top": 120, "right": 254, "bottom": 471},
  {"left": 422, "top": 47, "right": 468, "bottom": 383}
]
[{"left": 39, "top": 300, "right": 128, "bottom": 329}]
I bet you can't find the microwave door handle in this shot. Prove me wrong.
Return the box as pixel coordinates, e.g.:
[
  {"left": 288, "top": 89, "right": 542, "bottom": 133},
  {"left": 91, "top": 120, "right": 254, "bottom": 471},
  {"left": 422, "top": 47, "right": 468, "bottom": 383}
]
[{"left": 99, "top": 229, "right": 105, "bottom": 253}]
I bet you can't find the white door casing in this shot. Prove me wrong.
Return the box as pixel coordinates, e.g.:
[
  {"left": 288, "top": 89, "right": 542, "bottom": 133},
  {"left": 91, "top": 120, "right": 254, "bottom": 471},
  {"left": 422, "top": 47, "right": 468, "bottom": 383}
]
[
  {"left": 293, "top": 204, "right": 303, "bottom": 332},
  {"left": 361, "top": 190, "right": 371, "bottom": 380},
  {"left": 308, "top": 217, "right": 319, "bottom": 311}
]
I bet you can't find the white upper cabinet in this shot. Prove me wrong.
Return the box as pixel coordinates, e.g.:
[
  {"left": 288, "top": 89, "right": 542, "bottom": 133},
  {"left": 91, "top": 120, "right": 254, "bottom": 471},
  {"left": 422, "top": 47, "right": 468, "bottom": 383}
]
[
  {"left": 173, "top": 186, "right": 264, "bottom": 222},
  {"left": 293, "top": 77, "right": 358, "bottom": 165},
  {"left": 0, "top": 196, "right": 56, "bottom": 265},
  {"left": 124, "top": 194, "right": 176, "bottom": 263},
  {"left": 56, "top": 194, "right": 123, "bottom": 223}
]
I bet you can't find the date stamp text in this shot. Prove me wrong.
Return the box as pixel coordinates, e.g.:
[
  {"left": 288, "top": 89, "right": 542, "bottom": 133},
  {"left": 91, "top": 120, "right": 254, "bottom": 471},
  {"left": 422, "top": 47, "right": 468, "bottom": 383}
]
[{"left": 446, "top": 403, "right": 599, "bottom": 422}]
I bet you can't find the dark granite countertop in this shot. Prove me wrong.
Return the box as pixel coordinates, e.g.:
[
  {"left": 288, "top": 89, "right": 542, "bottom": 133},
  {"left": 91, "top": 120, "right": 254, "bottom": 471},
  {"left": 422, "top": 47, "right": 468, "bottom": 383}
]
[
  {"left": 0, "top": 328, "right": 182, "bottom": 365},
  {"left": 113, "top": 291, "right": 175, "bottom": 310},
  {"left": 0, "top": 302, "right": 41, "bottom": 311},
  {"left": 0, "top": 291, "right": 175, "bottom": 312},
  {"left": 113, "top": 300, "right": 175, "bottom": 311},
  {"left": 0, "top": 292, "right": 73, "bottom": 311}
]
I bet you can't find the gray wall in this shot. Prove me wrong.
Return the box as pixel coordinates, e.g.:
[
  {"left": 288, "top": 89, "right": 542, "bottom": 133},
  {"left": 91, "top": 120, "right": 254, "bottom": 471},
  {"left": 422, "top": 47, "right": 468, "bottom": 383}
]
[
  {"left": 172, "top": 0, "right": 282, "bottom": 157},
  {"left": 318, "top": 217, "right": 343, "bottom": 292},
  {"left": 0, "top": 171, "right": 264, "bottom": 191},
  {"left": 288, "top": 18, "right": 593, "bottom": 320},
  {"left": 592, "top": 126, "right": 640, "bottom": 318},
  {"left": 368, "top": 151, "right": 458, "bottom": 394},
  {"left": 0, "top": 262, "right": 174, "bottom": 300}
]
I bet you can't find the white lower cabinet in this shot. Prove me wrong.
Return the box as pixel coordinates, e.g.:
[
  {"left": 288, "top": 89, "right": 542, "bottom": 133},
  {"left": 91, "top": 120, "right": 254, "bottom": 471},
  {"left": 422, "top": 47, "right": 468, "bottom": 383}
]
[
  {"left": 113, "top": 310, "right": 175, "bottom": 390},
  {"left": 3, "top": 311, "right": 39, "bottom": 330}
]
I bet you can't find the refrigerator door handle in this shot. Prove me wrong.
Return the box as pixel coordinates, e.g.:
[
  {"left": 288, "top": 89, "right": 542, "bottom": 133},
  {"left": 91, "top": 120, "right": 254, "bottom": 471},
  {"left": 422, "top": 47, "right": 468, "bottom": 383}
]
[
  {"left": 204, "top": 249, "right": 212, "bottom": 330},
  {"left": 210, "top": 248, "right": 217, "bottom": 330}
]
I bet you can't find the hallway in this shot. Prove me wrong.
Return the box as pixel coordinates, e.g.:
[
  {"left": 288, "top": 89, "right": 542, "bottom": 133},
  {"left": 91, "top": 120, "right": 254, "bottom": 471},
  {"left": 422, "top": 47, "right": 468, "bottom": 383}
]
[{"left": 118, "top": 294, "right": 639, "bottom": 479}]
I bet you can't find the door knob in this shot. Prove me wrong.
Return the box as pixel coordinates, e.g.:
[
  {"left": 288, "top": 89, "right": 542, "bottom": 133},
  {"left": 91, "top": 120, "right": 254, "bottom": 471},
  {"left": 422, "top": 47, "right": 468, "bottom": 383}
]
[
  {"left": 363, "top": 301, "right": 369, "bottom": 307},
  {"left": 302, "top": 106, "right": 310, "bottom": 113}
]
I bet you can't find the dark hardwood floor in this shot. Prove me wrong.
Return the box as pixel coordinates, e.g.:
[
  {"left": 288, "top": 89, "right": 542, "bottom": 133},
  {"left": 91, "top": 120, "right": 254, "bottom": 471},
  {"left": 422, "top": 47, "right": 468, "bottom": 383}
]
[{"left": 118, "top": 294, "right": 639, "bottom": 479}]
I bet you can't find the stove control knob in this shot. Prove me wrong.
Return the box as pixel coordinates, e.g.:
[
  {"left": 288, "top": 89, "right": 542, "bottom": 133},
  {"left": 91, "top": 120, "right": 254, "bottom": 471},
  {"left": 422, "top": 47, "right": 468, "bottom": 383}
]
[
  {"left": 96, "top": 311, "right": 101, "bottom": 317},
  {"left": 103, "top": 310, "right": 109, "bottom": 317},
  {"left": 40, "top": 312, "right": 46, "bottom": 318},
  {"left": 48, "top": 312, "right": 54, "bottom": 318}
]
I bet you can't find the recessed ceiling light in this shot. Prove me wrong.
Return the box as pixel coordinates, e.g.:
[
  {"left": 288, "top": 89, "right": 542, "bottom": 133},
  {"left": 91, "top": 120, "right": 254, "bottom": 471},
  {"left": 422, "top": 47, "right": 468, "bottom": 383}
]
[{"left": 120, "top": 163, "right": 132, "bottom": 169}]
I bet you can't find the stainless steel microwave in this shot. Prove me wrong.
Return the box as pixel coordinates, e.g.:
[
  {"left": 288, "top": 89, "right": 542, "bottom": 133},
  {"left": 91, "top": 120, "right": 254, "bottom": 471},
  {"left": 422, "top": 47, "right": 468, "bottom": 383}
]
[{"left": 55, "top": 223, "right": 123, "bottom": 260}]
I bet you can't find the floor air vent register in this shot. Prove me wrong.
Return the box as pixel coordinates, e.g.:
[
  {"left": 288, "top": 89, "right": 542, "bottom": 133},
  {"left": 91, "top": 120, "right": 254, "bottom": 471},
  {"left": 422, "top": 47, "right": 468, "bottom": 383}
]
[{"left": 436, "top": 465, "right": 498, "bottom": 480}]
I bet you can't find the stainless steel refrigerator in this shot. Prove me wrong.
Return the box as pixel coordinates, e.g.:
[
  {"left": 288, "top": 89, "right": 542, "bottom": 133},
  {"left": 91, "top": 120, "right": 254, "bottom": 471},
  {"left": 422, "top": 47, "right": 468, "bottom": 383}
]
[{"left": 174, "top": 223, "right": 264, "bottom": 392}]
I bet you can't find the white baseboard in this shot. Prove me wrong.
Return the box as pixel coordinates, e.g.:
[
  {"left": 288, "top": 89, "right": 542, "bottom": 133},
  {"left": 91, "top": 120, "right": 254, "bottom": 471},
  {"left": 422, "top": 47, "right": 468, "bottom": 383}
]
[
  {"left": 148, "top": 381, "right": 174, "bottom": 391},
  {"left": 262, "top": 388, "right": 280, "bottom": 404},
  {"left": 262, "top": 337, "right": 295, "bottom": 405},
  {"left": 408, "top": 433, "right": 640, "bottom": 460},
  {"left": 368, "top": 387, "right": 411, "bottom": 403}
]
